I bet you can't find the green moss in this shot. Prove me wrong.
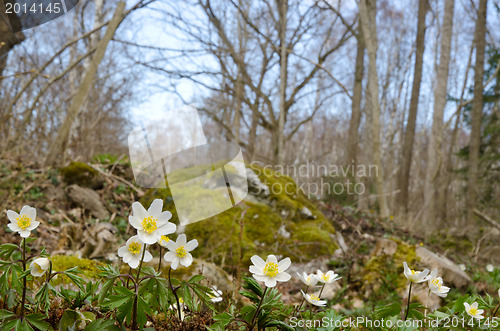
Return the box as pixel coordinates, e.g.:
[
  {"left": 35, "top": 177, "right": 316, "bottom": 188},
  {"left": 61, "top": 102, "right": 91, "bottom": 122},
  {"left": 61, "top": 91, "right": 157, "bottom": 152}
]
[
  {"left": 362, "top": 239, "right": 420, "bottom": 292},
  {"left": 59, "top": 162, "right": 101, "bottom": 189},
  {"left": 51, "top": 255, "right": 104, "bottom": 280},
  {"left": 139, "top": 164, "right": 337, "bottom": 270}
]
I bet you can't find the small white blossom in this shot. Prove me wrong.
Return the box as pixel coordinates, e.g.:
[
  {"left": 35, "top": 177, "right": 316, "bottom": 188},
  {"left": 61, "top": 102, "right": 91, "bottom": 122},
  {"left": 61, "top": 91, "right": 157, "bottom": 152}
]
[
  {"left": 316, "top": 270, "right": 341, "bottom": 284},
  {"left": 464, "top": 302, "right": 484, "bottom": 320},
  {"left": 249, "top": 255, "right": 291, "bottom": 288},
  {"left": 129, "top": 199, "right": 176, "bottom": 244},
  {"left": 301, "top": 291, "right": 327, "bottom": 307},
  {"left": 117, "top": 235, "right": 152, "bottom": 269},
  {"left": 427, "top": 269, "right": 450, "bottom": 298},
  {"left": 209, "top": 286, "right": 223, "bottom": 303},
  {"left": 158, "top": 235, "right": 170, "bottom": 248},
  {"left": 164, "top": 234, "right": 198, "bottom": 270},
  {"left": 459, "top": 264, "right": 466, "bottom": 271},
  {"left": 297, "top": 272, "right": 319, "bottom": 286},
  {"left": 7, "top": 205, "right": 39, "bottom": 238},
  {"left": 30, "top": 258, "right": 50, "bottom": 277},
  {"left": 403, "top": 262, "right": 429, "bottom": 283},
  {"left": 486, "top": 264, "right": 494, "bottom": 272}
]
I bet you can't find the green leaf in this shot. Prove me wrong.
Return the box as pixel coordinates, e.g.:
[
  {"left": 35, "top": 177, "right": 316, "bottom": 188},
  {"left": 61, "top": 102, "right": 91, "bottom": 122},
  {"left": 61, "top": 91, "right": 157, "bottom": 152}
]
[
  {"left": 239, "top": 290, "right": 260, "bottom": 303},
  {"left": 0, "top": 244, "right": 19, "bottom": 259},
  {"left": 98, "top": 279, "right": 115, "bottom": 304},
  {"left": 265, "top": 320, "right": 294, "bottom": 331},
  {"left": 0, "top": 309, "right": 16, "bottom": 320},
  {"left": 187, "top": 274, "right": 204, "bottom": 284},
  {"left": 374, "top": 302, "right": 401, "bottom": 319},
  {"left": 83, "top": 319, "right": 116, "bottom": 331},
  {"left": 25, "top": 313, "right": 52, "bottom": 331},
  {"left": 242, "top": 277, "right": 263, "bottom": 297},
  {"left": 1, "top": 318, "right": 19, "bottom": 331},
  {"left": 63, "top": 271, "right": 85, "bottom": 291}
]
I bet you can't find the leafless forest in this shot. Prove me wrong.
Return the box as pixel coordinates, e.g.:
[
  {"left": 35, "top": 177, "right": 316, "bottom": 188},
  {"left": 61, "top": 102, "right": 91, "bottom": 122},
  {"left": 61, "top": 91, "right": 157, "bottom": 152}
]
[{"left": 1, "top": 0, "right": 499, "bottom": 239}]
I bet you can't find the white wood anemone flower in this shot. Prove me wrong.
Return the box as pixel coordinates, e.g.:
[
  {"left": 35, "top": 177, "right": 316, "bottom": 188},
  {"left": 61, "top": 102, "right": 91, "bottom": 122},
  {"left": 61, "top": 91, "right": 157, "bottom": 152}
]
[
  {"left": 117, "top": 235, "right": 152, "bottom": 269},
  {"left": 427, "top": 269, "right": 450, "bottom": 298},
  {"left": 297, "top": 272, "right": 319, "bottom": 286},
  {"left": 403, "top": 262, "right": 429, "bottom": 283},
  {"left": 249, "top": 254, "right": 291, "bottom": 288},
  {"left": 7, "top": 205, "right": 39, "bottom": 238},
  {"left": 129, "top": 199, "right": 176, "bottom": 244},
  {"left": 464, "top": 302, "right": 484, "bottom": 320},
  {"left": 158, "top": 235, "right": 170, "bottom": 248},
  {"left": 486, "top": 264, "right": 494, "bottom": 272},
  {"left": 209, "top": 286, "right": 223, "bottom": 303},
  {"left": 164, "top": 234, "right": 198, "bottom": 270},
  {"left": 30, "top": 258, "right": 50, "bottom": 277},
  {"left": 168, "top": 297, "right": 185, "bottom": 321},
  {"left": 301, "top": 291, "right": 327, "bottom": 307},
  {"left": 316, "top": 270, "right": 341, "bottom": 284}
]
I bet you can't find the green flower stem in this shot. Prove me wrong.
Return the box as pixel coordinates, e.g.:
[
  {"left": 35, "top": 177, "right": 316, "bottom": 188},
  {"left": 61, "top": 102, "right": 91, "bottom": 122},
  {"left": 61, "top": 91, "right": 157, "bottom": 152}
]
[
  {"left": 403, "top": 282, "right": 413, "bottom": 321},
  {"left": 158, "top": 246, "right": 162, "bottom": 272},
  {"left": 492, "top": 302, "right": 500, "bottom": 317},
  {"left": 249, "top": 286, "right": 268, "bottom": 331},
  {"left": 46, "top": 260, "right": 53, "bottom": 284},
  {"left": 135, "top": 244, "right": 147, "bottom": 284},
  {"left": 294, "top": 286, "right": 309, "bottom": 317},
  {"left": 131, "top": 244, "right": 147, "bottom": 330},
  {"left": 168, "top": 267, "right": 182, "bottom": 321},
  {"left": 20, "top": 238, "right": 27, "bottom": 319},
  {"left": 318, "top": 283, "right": 326, "bottom": 297},
  {"left": 424, "top": 288, "right": 430, "bottom": 317},
  {"left": 126, "top": 266, "right": 132, "bottom": 288}
]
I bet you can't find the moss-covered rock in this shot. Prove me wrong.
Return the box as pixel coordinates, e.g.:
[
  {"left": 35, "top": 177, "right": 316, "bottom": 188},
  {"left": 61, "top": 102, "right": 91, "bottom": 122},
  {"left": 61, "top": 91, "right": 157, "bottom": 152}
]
[
  {"left": 139, "top": 164, "right": 337, "bottom": 270},
  {"left": 59, "top": 162, "right": 103, "bottom": 189},
  {"left": 50, "top": 255, "right": 104, "bottom": 281}
]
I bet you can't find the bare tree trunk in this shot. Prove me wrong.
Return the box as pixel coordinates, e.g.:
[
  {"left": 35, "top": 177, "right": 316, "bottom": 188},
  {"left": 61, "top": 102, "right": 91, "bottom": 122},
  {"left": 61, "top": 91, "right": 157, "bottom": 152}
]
[
  {"left": 467, "top": 0, "right": 488, "bottom": 220},
  {"left": 0, "top": 2, "right": 25, "bottom": 79},
  {"left": 346, "top": 26, "right": 364, "bottom": 170},
  {"left": 44, "top": 1, "right": 126, "bottom": 167},
  {"left": 358, "top": 0, "right": 389, "bottom": 217},
  {"left": 276, "top": 0, "right": 288, "bottom": 165},
  {"left": 423, "top": 0, "right": 455, "bottom": 229},
  {"left": 397, "top": 0, "right": 428, "bottom": 218}
]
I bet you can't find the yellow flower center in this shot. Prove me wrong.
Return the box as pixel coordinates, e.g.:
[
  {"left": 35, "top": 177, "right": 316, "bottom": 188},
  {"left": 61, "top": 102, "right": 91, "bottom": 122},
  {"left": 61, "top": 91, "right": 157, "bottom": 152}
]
[
  {"left": 179, "top": 297, "right": 184, "bottom": 304},
  {"left": 141, "top": 216, "right": 158, "bottom": 234},
  {"left": 160, "top": 235, "right": 169, "bottom": 243},
  {"left": 16, "top": 215, "right": 31, "bottom": 230},
  {"left": 322, "top": 274, "right": 330, "bottom": 281},
  {"left": 310, "top": 294, "right": 320, "bottom": 301},
  {"left": 176, "top": 246, "right": 187, "bottom": 258},
  {"left": 469, "top": 307, "right": 477, "bottom": 315},
  {"left": 431, "top": 278, "right": 440, "bottom": 286},
  {"left": 263, "top": 262, "right": 279, "bottom": 277},
  {"left": 410, "top": 270, "right": 419, "bottom": 275},
  {"left": 306, "top": 276, "right": 311, "bottom": 283},
  {"left": 35, "top": 264, "right": 44, "bottom": 274},
  {"left": 128, "top": 242, "right": 142, "bottom": 255}
]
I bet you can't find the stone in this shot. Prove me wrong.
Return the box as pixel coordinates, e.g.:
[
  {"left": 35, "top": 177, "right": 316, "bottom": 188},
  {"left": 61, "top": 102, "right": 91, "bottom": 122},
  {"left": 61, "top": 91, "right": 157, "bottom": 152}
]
[
  {"left": 65, "top": 184, "right": 110, "bottom": 220},
  {"left": 300, "top": 206, "right": 316, "bottom": 219},
  {"left": 373, "top": 238, "right": 398, "bottom": 256},
  {"left": 415, "top": 246, "right": 471, "bottom": 288},
  {"left": 246, "top": 168, "right": 270, "bottom": 199}
]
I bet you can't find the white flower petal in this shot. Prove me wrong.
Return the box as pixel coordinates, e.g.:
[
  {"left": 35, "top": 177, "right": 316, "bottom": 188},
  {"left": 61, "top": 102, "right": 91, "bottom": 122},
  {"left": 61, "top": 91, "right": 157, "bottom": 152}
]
[
  {"left": 118, "top": 246, "right": 128, "bottom": 257},
  {"left": 177, "top": 234, "right": 187, "bottom": 246},
  {"left": 165, "top": 241, "right": 177, "bottom": 252},
  {"left": 26, "top": 220, "right": 40, "bottom": 231},
  {"left": 171, "top": 258, "right": 180, "bottom": 270},
  {"left": 180, "top": 253, "right": 193, "bottom": 267},
  {"left": 250, "top": 255, "right": 266, "bottom": 269},
  {"left": 19, "top": 230, "right": 31, "bottom": 238},
  {"left": 131, "top": 201, "right": 148, "bottom": 220},
  {"left": 157, "top": 222, "right": 176, "bottom": 236},
  {"left": 138, "top": 231, "right": 158, "bottom": 245},
  {"left": 249, "top": 266, "right": 263, "bottom": 275},
  {"left": 264, "top": 278, "right": 277, "bottom": 288},
  {"left": 184, "top": 239, "right": 198, "bottom": 252},
  {"left": 277, "top": 257, "right": 291, "bottom": 271},
  {"left": 267, "top": 255, "right": 277, "bottom": 264},
  {"left": 143, "top": 251, "right": 153, "bottom": 262},
  {"left": 129, "top": 216, "right": 142, "bottom": 230},
  {"left": 6, "top": 210, "right": 19, "bottom": 223},
  {"left": 164, "top": 251, "right": 176, "bottom": 262},
  {"left": 274, "top": 272, "right": 291, "bottom": 282},
  {"left": 148, "top": 199, "right": 163, "bottom": 217},
  {"left": 7, "top": 223, "right": 21, "bottom": 232},
  {"left": 129, "top": 258, "right": 140, "bottom": 269},
  {"left": 158, "top": 211, "right": 172, "bottom": 222}
]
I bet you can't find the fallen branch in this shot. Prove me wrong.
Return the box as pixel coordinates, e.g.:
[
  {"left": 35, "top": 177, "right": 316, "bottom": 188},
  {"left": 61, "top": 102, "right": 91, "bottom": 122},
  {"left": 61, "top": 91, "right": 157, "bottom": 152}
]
[
  {"left": 473, "top": 208, "right": 500, "bottom": 231},
  {"left": 89, "top": 164, "right": 145, "bottom": 196}
]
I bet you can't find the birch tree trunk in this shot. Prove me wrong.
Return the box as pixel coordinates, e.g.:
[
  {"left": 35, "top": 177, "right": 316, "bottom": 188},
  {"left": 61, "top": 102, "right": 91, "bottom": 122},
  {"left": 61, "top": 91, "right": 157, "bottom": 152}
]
[
  {"left": 397, "top": 0, "right": 428, "bottom": 218},
  {"left": 358, "top": 0, "right": 389, "bottom": 217},
  {"left": 466, "top": 0, "right": 488, "bottom": 220},
  {"left": 346, "top": 25, "right": 364, "bottom": 171},
  {"left": 276, "top": 0, "right": 288, "bottom": 165},
  {"left": 423, "top": 0, "right": 455, "bottom": 229},
  {"left": 44, "top": 1, "right": 126, "bottom": 167}
]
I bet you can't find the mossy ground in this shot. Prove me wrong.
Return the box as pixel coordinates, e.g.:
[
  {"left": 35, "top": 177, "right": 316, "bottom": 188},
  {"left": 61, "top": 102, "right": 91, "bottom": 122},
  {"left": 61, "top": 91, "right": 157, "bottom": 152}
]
[{"left": 139, "top": 163, "right": 337, "bottom": 272}]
